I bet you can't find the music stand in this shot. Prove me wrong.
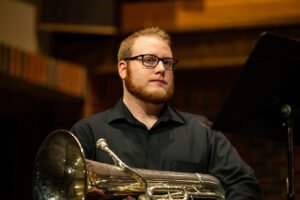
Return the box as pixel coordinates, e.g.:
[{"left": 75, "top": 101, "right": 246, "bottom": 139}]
[{"left": 212, "top": 32, "right": 300, "bottom": 200}]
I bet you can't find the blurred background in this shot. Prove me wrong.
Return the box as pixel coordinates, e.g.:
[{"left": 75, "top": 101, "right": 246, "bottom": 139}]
[{"left": 0, "top": 0, "right": 300, "bottom": 199}]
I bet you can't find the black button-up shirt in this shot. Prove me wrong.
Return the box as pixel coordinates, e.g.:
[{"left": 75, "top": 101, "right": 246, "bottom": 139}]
[{"left": 71, "top": 99, "right": 263, "bottom": 199}]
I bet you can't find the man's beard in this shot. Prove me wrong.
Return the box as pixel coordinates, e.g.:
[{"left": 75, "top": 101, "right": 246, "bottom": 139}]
[{"left": 124, "top": 66, "right": 174, "bottom": 104}]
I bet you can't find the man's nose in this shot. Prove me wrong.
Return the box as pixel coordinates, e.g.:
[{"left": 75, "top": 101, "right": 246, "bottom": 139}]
[{"left": 155, "top": 60, "right": 166, "bottom": 72}]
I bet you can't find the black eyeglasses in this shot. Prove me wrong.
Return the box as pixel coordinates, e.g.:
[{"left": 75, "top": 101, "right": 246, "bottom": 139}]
[{"left": 124, "top": 54, "right": 178, "bottom": 71}]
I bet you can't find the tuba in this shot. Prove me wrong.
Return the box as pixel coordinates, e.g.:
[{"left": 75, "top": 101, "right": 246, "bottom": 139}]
[{"left": 32, "top": 130, "right": 225, "bottom": 200}]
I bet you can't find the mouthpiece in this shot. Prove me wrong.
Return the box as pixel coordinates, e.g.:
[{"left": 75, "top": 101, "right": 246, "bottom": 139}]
[
  {"left": 95, "top": 137, "right": 149, "bottom": 195},
  {"left": 95, "top": 138, "right": 129, "bottom": 170},
  {"left": 96, "top": 138, "right": 108, "bottom": 150}
]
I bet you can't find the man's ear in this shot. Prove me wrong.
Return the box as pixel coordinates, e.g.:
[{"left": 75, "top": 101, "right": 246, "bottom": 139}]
[{"left": 118, "top": 60, "right": 127, "bottom": 80}]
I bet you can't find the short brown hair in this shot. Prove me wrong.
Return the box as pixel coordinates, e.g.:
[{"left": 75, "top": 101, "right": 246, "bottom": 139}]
[{"left": 117, "top": 27, "right": 172, "bottom": 61}]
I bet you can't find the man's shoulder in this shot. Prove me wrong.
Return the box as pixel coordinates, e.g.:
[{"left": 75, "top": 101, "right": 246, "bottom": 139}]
[
  {"left": 171, "top": 107, "right": 212, "bottom": 129},
  {"left": 73, "top": 108, "right": 113, "bottom": 126},
  {"left": 171, "top": 107, "right": 207, "bottom": 121}
]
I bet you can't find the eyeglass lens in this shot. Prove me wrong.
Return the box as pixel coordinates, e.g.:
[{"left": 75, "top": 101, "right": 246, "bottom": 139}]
[{"left": 142, "top": 55, "right": 175, "bottom": 70}]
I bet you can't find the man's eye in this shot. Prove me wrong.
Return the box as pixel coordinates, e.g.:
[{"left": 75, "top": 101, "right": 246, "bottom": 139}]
[
  {"left": 144, "top": 57, "right": 157, "bottom": 63},
  {"left": 163, "top": 59, "right": 171, "bottom": 65},
  {"left": 164, "top": 59, "right": 175, "bottom": 66}
]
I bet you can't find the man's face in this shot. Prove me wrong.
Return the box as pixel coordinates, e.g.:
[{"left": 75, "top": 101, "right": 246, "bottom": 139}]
[{"left": 122, "top": 36, "right": 174, "bottom": 104}]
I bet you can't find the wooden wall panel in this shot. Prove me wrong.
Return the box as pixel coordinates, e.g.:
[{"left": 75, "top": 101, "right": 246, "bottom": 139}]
[
  {"left": 176, "top": 0, "right": 300, "bottom": 30},
  {"left": 121, "top": 0, "right": 300, "bottom": 32}
]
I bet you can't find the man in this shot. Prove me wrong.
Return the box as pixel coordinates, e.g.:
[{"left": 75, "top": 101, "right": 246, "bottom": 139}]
[{"left": 71, "top": 27, "right": 263, "bottom": 199}]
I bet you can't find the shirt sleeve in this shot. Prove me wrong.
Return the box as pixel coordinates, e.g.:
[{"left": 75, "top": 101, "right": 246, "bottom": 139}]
[
  {"left": 70, "top": 120, "right": 96, "bottom": 160},
  {"left": 208, "top": 130, "right": 263, "bottom": 199}
]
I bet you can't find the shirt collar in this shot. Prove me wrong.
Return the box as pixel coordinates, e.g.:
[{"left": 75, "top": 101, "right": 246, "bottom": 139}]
[{"left": 108, "top": 99, "right": 185, "bottom": 125}]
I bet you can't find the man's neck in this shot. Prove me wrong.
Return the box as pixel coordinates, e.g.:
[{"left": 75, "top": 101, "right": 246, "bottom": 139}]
[{"left": 123, "top": 94, "right": 164, "bottom": 130}]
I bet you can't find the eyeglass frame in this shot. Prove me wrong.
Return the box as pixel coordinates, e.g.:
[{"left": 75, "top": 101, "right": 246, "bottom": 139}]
[{"left": 123, "top": 54, "right": 178, "bottom": 71}]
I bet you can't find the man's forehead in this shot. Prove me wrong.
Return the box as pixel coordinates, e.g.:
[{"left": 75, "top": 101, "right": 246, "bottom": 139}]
[{"left": 132, "top": 35, "right": 171, "bottom": 55}]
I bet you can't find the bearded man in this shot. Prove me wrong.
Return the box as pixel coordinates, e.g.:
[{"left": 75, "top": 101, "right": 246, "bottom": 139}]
[{"left": 71, "top": 27, "right": 263, "bottom": 200}]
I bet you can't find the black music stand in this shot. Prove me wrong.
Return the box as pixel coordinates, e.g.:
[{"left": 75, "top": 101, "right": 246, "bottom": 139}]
[{"left": 212, "top": 32, "right": 300, "bottom": 200}]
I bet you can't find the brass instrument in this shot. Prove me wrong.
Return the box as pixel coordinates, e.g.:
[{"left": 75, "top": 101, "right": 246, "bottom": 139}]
[{"left": 32, "top": 129, "right": 225, "bottom": 200}]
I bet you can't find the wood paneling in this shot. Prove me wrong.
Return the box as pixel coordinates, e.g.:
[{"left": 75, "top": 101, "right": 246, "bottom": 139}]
[{"left": 121, "top": 0, "right": 300, "bottom": 32}]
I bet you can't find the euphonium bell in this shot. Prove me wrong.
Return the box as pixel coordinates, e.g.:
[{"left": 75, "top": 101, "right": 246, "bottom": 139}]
[{"left": 32, "top": 130, "right": 225, "bottom": 200}]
